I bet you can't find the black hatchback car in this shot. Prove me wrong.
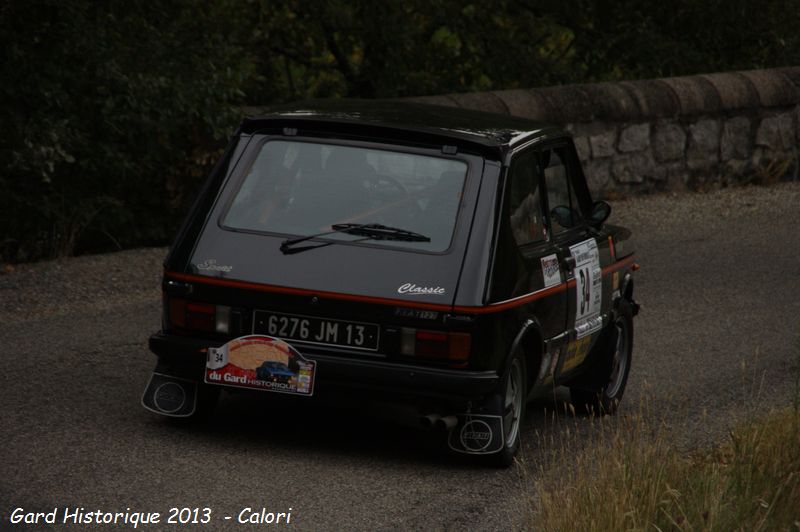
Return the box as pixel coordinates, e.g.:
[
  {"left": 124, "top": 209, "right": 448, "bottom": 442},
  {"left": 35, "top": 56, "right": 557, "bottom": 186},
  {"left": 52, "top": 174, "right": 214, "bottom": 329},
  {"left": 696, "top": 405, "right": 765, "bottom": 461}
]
[{"left": 142, "top": 100, "right": 638, "bottom": 466}]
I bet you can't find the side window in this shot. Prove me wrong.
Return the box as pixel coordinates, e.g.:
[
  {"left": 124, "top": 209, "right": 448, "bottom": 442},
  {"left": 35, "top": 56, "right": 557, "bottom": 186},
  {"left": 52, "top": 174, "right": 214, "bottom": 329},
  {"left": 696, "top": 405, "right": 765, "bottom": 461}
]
[
  {"left": 507, "top": 150, "right": 545, "bottom": 246},
  {"left": 541, "top": 147, "right": 582, "bottom": 234}
]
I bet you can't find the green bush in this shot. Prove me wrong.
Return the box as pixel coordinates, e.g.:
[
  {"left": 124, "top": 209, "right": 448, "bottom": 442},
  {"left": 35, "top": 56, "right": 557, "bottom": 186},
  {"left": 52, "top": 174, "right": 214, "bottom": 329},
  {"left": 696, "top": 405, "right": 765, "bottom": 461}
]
[{"left": 0, "top": 0, "right": 251, "bottom": 260}]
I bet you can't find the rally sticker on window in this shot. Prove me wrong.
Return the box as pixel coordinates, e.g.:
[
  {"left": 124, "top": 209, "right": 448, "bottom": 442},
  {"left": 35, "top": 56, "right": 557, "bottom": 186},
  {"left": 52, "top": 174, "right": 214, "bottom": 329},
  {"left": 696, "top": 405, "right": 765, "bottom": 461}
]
[
  {"left": 540, "top": 253, "right": 562, "bottom": 288},
  {"left": 569, "top": 238, "right": 602, "bottom": 338},
  {"left": 205, "top": 335, "right": 316, "bottom": 396}
]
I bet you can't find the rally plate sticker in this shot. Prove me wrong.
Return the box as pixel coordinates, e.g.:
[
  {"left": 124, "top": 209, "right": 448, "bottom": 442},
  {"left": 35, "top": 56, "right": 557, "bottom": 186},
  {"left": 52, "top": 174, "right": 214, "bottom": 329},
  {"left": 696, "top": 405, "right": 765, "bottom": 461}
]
[
  {"left": 205, "top": 335, "right": 316, "bottom": 396},
  {"left": 569, "top": 238, "right": 603, "bottom": 339}
]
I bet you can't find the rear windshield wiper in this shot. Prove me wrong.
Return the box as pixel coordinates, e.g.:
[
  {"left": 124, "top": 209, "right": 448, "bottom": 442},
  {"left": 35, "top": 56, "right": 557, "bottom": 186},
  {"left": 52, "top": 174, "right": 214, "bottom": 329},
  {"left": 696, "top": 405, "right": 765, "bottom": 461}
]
[
  {"left": 330, "top": 223, "right": 430, "bottom": 241},
  {"left": 280, "top": 223, "right": 430, "bottom": 255}
]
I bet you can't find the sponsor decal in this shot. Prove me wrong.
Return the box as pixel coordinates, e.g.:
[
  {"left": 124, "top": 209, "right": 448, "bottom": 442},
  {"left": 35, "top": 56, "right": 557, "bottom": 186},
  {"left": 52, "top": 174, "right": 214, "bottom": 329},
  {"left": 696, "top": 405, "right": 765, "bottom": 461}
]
[
  {"left": 569, "top": 238, "right": 603, "bottom": 339},
  {"left": 397, "top": 283, "right": 446, "bottom": 296},
  {"left": 562, "top": 336, "right": 592, "bottom": 372},
  {"left": 540, "top": 253, "right": 562, "bottom": 288},
  {"left": 460, "top": 419, "right": 493, "bottom": 452},
  {"left": 575, "top": 316, "right": 603, "bottom": 339},
  {"left": 205, "top": 335, "right": 316, "bottom": 396},
  {"left": 196, "top": 259, "right": 233, "bottom": 272},
  {"left": 448, "top": 414, "right": 504, "bottom": 455}
]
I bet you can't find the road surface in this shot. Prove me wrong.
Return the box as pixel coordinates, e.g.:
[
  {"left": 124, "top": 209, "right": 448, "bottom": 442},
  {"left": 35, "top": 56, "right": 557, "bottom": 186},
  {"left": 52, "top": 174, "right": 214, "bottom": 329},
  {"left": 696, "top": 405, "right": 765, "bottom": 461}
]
[{"left": 1, "top": 183, "right": 798, "bottom": 530}]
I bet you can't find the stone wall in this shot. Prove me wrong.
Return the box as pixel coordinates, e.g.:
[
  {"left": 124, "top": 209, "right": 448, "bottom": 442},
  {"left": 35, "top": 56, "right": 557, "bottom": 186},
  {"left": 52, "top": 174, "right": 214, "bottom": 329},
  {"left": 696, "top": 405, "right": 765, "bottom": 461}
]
[{"left": 409, "top": 67, "right": 800, "bottom": 197}]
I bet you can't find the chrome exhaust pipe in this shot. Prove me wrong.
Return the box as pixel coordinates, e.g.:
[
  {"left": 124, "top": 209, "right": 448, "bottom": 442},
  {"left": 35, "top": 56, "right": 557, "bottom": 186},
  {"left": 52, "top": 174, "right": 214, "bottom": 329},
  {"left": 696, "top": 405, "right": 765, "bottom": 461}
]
[
  {"left": 435, "top": 415, "right": 458, "bottom": 430},
  {"left": 420, "top": 414, "right": 441, "bottom": 429}
]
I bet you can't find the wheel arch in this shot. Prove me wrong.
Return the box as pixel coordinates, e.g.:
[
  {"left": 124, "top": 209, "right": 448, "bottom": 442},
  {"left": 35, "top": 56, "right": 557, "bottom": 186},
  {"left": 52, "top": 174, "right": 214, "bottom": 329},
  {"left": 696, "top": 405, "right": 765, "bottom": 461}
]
[{"left": 507, "top": 319, "right": 544, "bottom": 390}]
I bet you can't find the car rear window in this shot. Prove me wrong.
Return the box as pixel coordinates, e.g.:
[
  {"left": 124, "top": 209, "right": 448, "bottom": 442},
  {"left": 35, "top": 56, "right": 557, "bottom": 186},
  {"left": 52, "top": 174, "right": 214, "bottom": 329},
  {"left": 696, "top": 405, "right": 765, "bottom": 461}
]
[{"left": 221, "top": 140, "right": 468, "bottom": 252}]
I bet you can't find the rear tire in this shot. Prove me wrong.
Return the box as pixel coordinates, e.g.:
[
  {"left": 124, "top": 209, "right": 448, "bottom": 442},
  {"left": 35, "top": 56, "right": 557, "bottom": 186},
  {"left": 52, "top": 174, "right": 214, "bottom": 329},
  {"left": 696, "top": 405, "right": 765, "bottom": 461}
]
[
  {"left": 570, "top": 299, "right": 633, "bottom": 415},
  {"left": 489, "top": 350, "right": 527, "bottom": 467},
  {"left": 194, "top": 383, "right": 221, "bottom": 420}
]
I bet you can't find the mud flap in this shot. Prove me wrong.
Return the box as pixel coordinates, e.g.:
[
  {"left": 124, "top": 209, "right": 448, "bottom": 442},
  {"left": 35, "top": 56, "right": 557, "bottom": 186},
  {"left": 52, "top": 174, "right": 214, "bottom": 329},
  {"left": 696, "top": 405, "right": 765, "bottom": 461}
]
[
  {"left": 447, "top": 414, "right": 504, "bottom": 455},
  {"left": 141, "top": 372, "right": 198, "bottom": 417}
]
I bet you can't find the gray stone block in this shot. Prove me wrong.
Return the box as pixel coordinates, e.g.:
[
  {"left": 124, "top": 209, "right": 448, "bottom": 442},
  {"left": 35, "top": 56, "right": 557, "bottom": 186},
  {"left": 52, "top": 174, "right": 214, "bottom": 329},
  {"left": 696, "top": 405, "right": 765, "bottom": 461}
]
[
  {"left": 652, "top": 123, "right": 686, "bottom": 162},
  {"left": 526, "top": 81, "right": 647, "bottom": 123},
  {"left": 660, "top": 75, "right": 722, "bottom": 116},
  {"left": 687, "top": 119, "right": 721, "bottom": 168},
  {"left": 721, "top": 117, "right": 751, "bottom": 160},
  {"left": 775, "top": 66, "right": 800, "bottom": 89},
  {"left": 618, "top": 123, "right": 650, "bottom": 152},
  {"left": 618, "top": 80, "right": 680, "bottom": 119},
  {"left": 583, "top": 158, "right": 611, "bottom": 193},
  {"left": 533, "top": 84, "right": 596, "bottom": 124},
  {"left": 612, "top": 152, "right": 664, "bottom": 183},
  {"left": 740, "top": 69, "right": 799, "bottom": 107},
  {"left": 701, "top": 72, "right": 759, "bottom": 110},
  {"left": 570, "top": 121, "right": 614, "bottom": 137},
  {"left": 589, "top": 130, "right": 617, "bottom": 158},
  {"left": 755, "top": 113, "right": 795, "bottom": 150},
  {"left": 586, "top": 82, "right": 642, "bottom": 122},
  {"left": 573, "top": 136, "right": 590, "bottom": 161}
]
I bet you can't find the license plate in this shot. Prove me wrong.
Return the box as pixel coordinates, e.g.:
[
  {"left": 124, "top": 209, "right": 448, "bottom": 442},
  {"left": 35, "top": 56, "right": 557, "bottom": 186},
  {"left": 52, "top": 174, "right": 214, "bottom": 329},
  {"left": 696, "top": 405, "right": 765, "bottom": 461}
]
[{"left": 253, "top": 311, "right": 380, "bottom": 351}]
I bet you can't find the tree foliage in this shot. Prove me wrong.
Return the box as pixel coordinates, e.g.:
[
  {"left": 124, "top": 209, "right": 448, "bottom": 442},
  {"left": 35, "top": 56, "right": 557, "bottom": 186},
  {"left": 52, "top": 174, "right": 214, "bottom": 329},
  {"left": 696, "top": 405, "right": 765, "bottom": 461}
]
[
  {"left": 1, "top": 0, "right": 252, "bottom": 259},
  {"left": 2, "top": 0, "right": 798, "bottom": 261}
]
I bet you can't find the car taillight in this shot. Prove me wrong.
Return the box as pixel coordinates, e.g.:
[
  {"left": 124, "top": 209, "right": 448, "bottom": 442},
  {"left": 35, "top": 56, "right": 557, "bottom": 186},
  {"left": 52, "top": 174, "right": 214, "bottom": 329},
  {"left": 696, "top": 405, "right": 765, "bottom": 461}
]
[
  {"left": 187, "top": 302, "right": 215, "bottom": 331},
  {"left": 400, "top": 328, "right": 471, "bottom": 362},
  {"left": 215, "top": 305, "right": 231, "bottom": 334},
  {"left": 167, "top": 298, "right": 231, "bottom": 334}
]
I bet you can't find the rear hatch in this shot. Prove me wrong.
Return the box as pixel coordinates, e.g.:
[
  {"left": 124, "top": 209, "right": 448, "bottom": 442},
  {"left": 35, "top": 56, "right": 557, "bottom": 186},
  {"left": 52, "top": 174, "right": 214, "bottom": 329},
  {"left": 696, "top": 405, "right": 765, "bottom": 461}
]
[{"left": 167, "top": 134, "right": 487, "bottom": 365}]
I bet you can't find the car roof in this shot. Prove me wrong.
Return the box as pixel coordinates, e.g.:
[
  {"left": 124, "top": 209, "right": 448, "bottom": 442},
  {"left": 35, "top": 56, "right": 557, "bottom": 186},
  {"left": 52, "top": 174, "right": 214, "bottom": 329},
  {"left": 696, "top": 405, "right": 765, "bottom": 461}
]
[{"left": 240, "top": 99, "right": 567, "bottom": 160}]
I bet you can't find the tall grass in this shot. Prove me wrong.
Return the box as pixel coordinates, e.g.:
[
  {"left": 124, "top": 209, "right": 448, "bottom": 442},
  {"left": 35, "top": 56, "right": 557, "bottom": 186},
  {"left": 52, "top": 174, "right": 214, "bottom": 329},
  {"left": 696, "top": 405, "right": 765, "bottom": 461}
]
[
  {"left": 532, "top": 407, "right": 800, "bottom": 531},
  {"left": 531, "top": 342, "right": 800, "bottom": 531}
]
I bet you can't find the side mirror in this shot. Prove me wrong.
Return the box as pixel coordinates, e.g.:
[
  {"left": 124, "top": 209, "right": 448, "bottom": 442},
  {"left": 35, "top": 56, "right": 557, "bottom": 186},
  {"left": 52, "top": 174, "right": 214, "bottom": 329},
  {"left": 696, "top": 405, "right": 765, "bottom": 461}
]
[
  {"left": 589, "top": 200, "right": 611, "bottom": 226},
  {"left": 550, "top": 205, "right": 575, "bottom": 228}
]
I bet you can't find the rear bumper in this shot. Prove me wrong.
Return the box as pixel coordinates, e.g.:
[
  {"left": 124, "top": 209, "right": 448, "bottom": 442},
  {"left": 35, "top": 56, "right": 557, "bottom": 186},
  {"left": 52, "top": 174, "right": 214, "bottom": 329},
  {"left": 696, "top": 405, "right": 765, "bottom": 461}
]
[{"left": 149, "top": 332, "right": 500, "bottom": 403}]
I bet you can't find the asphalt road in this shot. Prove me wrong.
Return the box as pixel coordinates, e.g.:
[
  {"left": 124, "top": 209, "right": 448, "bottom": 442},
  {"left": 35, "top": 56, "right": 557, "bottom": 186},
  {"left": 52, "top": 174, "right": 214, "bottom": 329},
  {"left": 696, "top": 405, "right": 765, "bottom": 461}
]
[{"left": 1, "top": 183, "right": 799, "bottom": 531}]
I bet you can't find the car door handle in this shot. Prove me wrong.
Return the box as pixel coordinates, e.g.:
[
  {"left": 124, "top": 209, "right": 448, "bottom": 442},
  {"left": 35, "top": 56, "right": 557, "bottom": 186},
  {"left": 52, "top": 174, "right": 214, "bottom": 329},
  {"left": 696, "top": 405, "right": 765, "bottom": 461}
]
[{"left": 560, "top": 256, "right": 576, "bottom": 271}]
